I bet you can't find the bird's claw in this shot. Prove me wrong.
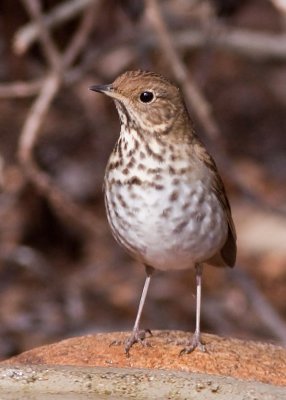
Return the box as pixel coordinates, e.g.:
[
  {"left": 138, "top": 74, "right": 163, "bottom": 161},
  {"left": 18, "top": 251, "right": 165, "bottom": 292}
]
[
  {"left": 125, "top": 328, "right": 152, "bottom": 356},
  {"left": 179, "top": 333, "right": 206, "bottom": 355},
  {"left": 109, "top": 329, "right": 152, "bottom": 356}
]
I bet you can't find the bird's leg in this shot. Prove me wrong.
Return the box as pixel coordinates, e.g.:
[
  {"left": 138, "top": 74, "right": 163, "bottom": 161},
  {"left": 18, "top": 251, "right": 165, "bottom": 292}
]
[
  {"left": 125, "top": 265, "right": 154, "bottom": 356},
  {"left": 180, "top": 264, "right": 206, "bottom": 354}
]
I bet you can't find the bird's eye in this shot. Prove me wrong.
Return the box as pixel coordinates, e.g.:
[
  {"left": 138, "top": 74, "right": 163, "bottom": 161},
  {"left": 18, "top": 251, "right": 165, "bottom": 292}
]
[{"left": 139, "top": 91, "right": 154, "bottom": 103}]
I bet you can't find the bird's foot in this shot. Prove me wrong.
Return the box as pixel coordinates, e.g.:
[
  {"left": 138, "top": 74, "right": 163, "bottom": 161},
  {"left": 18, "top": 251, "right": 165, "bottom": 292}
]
[
  {"left": 110, "top": 329, "right": 152, "bottom": 357},
  {"left": 125, "top": 328, "right": 152, "bottom": 356},
  {"left": 179, "top": 332, "right": 206, "bottom": 355}
]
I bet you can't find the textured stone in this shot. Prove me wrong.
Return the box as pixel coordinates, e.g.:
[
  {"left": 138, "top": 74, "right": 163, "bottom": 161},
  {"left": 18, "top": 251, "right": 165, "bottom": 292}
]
[{"left": 2, "top": 331, "right": 286, "bottom": 386}]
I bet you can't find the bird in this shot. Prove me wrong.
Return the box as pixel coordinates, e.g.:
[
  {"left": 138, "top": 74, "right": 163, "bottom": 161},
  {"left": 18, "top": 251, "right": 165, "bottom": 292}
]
[{"left": 89, "top": 70, "right": 236, "bottom": 355}]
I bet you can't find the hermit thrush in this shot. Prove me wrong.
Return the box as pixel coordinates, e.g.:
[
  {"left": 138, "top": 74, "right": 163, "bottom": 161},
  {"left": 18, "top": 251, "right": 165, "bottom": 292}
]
[{"left": 90, "top": 70, "right": 236, "bottom": 355}]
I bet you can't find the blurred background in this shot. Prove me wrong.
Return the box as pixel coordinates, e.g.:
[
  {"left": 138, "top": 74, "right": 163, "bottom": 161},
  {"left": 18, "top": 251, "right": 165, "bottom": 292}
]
[{"left": 0, "top": 0, "right": 285, "bottom": 360}]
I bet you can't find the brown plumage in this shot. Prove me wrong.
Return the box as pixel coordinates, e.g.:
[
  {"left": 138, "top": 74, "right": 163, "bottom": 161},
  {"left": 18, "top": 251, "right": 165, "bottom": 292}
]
[
  {"left": 193, "top": 141, "right": 237, "bottom": 267},
  {"left": 90, "top": 70, "right": 237, "bottom": 355}
]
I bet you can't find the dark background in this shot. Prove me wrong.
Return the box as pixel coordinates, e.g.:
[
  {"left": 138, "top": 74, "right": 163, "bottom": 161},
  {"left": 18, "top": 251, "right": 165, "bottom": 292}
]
[{"left": 0, "top": 0, "right": 285, "bottom": 360}]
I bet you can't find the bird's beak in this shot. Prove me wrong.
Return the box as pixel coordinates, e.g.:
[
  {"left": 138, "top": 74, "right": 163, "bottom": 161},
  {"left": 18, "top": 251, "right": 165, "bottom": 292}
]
[
  {"left": 89, "top": 84, "right": 112, "bottom": 94},
  {"left": 89, "top": 83, "right": 124, "bottom": 102}
]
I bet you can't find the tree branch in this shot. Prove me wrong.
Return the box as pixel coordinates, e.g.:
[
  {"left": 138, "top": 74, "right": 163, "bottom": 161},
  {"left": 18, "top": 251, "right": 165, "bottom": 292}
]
[
  {"left": 15, "top": 0, "right": 93, "bottom": 55},
  {"left": 21, "top": 0, "right": 62, "bottom": 71}
]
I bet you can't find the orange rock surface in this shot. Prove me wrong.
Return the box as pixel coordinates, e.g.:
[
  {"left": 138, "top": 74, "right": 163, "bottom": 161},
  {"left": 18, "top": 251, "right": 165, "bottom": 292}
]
[{"left": 2, "top": 331, "right": 286, "bottom": 386}]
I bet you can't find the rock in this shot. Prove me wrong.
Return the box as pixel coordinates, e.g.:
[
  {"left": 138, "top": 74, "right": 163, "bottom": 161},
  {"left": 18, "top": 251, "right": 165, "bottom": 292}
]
[{"left": 2, "top": 330, "right": 286, "bottom": 386}]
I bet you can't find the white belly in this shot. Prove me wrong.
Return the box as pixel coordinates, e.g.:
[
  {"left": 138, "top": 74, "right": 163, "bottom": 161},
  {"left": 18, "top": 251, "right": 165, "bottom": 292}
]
[{"left": 105, "top": 176, "right": 228, "bottom": 271}]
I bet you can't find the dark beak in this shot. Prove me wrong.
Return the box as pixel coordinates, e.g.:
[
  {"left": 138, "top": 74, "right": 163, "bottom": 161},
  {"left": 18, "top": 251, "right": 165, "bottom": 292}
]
[{"left": 89, "top": 84, "right": 112, "bottom": 93}]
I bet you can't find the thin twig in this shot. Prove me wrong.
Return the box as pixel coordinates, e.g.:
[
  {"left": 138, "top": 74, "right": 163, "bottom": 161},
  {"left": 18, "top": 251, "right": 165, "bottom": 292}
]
[
  {"left": 229, "top": 268, "right": 286, "bottom": 345},
  {"left": 18, "top": 73, "right": 60, "bottom": 163},
  {"left": 21, "top": 0, "right": 62, "bottom": 71},
  {"left": 14, "top": 0, "right": 93, "bottom": 55},
  {"left": 173, "top": 28, "right": 286, "bottom": 62},
  {"left": 17, "top": 2, "right": 103, "bottom": 234},
  {"left": 15, "top": 0, "right": 286, "bottom": 62},
  {"left": 0, "top": 79, "right": 43, "bottom": 98},
  {"left": 18, "top": 73, "right": 104, "bottom": 235},
  {"left": 63, "top": 1, "right": 97, "bottom": 67}
]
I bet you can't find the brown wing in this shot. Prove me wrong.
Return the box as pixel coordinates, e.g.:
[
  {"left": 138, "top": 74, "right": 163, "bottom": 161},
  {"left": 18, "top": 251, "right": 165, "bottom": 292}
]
[
  {"left": 210, "top": 166, "right": 237, "bottom": 267},
  {"left": 194, "top": 140, "right": 237, "bottom": 267}
]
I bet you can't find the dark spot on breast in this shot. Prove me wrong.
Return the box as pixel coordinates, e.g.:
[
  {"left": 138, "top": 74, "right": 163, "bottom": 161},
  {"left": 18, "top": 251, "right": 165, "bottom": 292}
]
[
  {"left": 122, "top": 168, "right": 129, "bottom": 175},
  {"left": 173, "top": 220, "right": 188, "bottom": 234},
  {"left": 109, "top": 178, "right": 122, "bottom": 186},
  {"left": 151, "top": 183, "right": 164, "bottom": 190},
  {"left": 120, "top": 103, "right": 131, "bottom": 125},
  {"left": 172, "top": 178, "right": 180, "bottom": 185},
  {"left": 134, "top": 139, "right": 139, "bottom": 151},
  {"left": 147, "top": 167, "right": 162, "bottom": 174},
  {"left": 161, "top": 207, "right": 172, "bottom": 218},
  {"left": 126, "top": 156, "right": 136, "bottom": 169},
  {"left": 108, "top": 160, "right": 120, "bottom": 170},
  {"left": 130, "top": 192, "right": 139, "bottom": 199},
  {"left": 145, "top": 144, "right": 163, "bottom": 162},
  {"left": 113, "top": 141, "right": 119, "bottom": 153},
  {"left": 169, "top": 166, "right": 176, "bottom": 175},
  {"left": 155, "top": 136, "right": 164, "bottom": 146},
  {"left": 118, "top": 138, "right": 123, "bottom": 159},
  {"left": 140, "top": 151, "right": 146, "bottom": 159},
  {"left": 127, "top": 176, "right": 142, "bottom": 185},
  {"left": 169, "top": 190, "right": 179, "bottom": 201},
  {"left": 178, "top": 167, "right": 188, "bottom": 174},
  {"left": 145, "top": 144, "right": 152, "bottom": 157},
  {"left": 138, "top": 163, "right": 146, "bottom": 170},
  {"left": 182, "top": 201, "right": 190, "bottom": 210},
  {"left": 195, "top": 212, "right": 204, "bottom": 222},
  {"left": 117, "top": 193, "right": 127, "bottom": 208}
]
